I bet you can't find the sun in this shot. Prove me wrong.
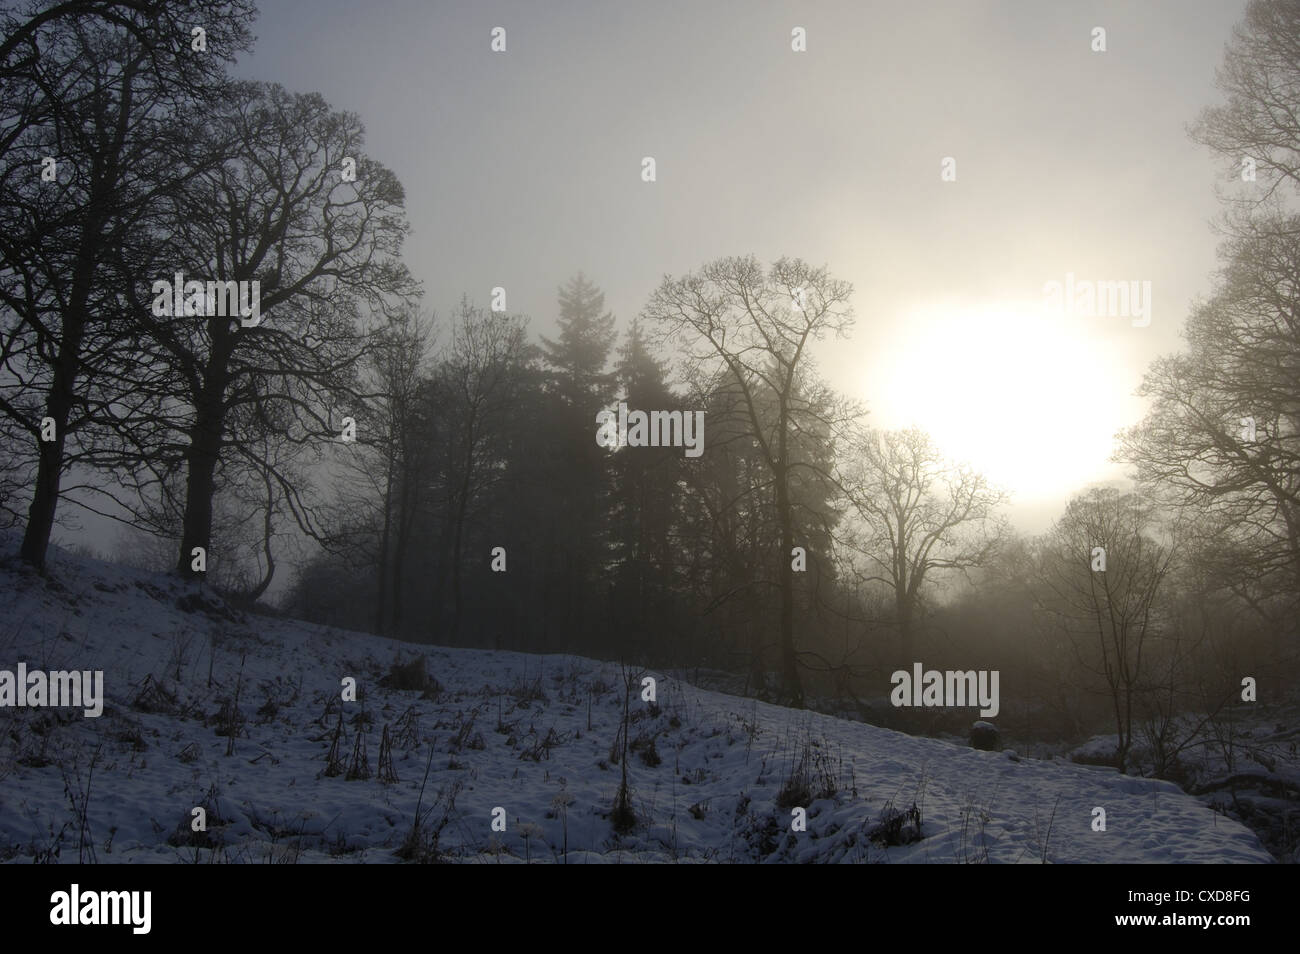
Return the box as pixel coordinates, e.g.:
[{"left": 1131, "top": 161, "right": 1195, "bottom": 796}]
[{"left": 867, "top": 301, "right": 1134, "bottom": 502}]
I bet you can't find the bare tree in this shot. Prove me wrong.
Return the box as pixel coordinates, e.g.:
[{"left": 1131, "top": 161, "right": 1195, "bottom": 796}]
[
  {"left": 0, "top": 1, "right": 254, "bottom": 569},
  {"left": 102, "top": 81, "right": 418, "bottom": 580},
  {"left": 1116, "top": 216, "right": 1300, "bottom": 621},
  {"left": 643, "top": 255, "right": 854, "bottom": 706},
  {"left": 838, "top": 426, "right": 1008, "bottom": 664},
  {"left": 1036, "top": 487, "right": 1174, "bottom": 773},
  {"left": 349, "top": 306, "right": 434, "bottom": 635},
  {"left": 436, "top": 297, "right": 533, "bottom": 642},
  {"left": 1191, "top": 0, "right": 1300, "bottom": 210}
]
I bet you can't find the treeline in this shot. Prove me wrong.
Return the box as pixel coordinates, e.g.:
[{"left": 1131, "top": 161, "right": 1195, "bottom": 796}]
[{"left": 287, "top": 269, "right": 871, "bottom": 703}]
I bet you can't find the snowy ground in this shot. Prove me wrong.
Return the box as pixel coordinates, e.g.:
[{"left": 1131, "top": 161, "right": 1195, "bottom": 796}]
[
  {"left": 0, "top": 543, "right": 1273, "bottom": 863},
  {"left": 1068, "top": 713, "right": 1300, "bottom": 864}
]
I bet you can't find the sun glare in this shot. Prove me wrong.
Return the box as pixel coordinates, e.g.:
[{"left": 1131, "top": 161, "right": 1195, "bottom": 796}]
[{"left": 870, "top": 301, "right": 1130, "bottom": 501}]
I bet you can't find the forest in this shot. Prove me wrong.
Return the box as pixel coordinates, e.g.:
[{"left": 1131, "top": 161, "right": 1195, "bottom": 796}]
[{"left": 0, "top": 0, "right": 1296, "bottom": 801}]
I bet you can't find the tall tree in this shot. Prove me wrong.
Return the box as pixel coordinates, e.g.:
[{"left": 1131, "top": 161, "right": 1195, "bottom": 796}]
[
  {"left": 1116, "top": 217, "right": 1300, "bottom": 620},
  {"left": 540, "top": 273, "right": 617, "bottom": 651},
  {"left": 434, "top": 297, "right": 532, "bottom": 642},
  {"left": 106, "top": 81, "right": 417, "bottom": 579},
  {"left": 1128, "top": 0, "right": 1300, "bottom": 623},
  {"left": 0, "top": 0, "right": 254, "bottom": 569},
  {"left": 328, "top": 304, "right": 434, "bottom": 634},
  {"left": 643, "top": 255, "right": 854, "bottom": 706},
  {"left": 607, "top": 319, "right": 681, "bottom": 659}
]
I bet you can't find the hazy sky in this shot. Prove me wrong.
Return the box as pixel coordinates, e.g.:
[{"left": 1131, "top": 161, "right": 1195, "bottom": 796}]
[{"left": 236, "top": 0, "right": 1250, "bottom": 532}]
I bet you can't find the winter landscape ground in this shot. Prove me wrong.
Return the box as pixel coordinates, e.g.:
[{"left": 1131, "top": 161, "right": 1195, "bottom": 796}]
[{"left": 0, "top": 539, "right": 1278, "bottom": 864}]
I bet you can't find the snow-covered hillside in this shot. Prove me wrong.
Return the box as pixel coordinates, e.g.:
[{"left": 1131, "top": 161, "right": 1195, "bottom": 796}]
[{"left": 0, "top": 543, "right": 1272, "bottom": 863}]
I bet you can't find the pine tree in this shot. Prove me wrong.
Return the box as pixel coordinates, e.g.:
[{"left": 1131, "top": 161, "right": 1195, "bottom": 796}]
[
  {"left": 542, "top": 273, "right": 616, "bottom": 410},
  {"left": 538, "top": 273, "right": 617, "bottom": 652},
  {"left": 608, "top": 321, "right": 680, "bottom": 660}
]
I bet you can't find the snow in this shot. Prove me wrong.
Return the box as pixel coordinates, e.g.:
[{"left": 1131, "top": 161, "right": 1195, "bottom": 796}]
[{"left": 0, "top": 540, "right": 1273, "bottom": 863}]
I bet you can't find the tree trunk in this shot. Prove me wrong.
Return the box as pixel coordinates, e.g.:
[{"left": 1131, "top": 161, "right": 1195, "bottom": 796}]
[
  {"left": 773, "top": 418, "right": 803, "bottom": 707},
  {"left": 19, "top": 318, "right": 83, "bottom": 569},
  {"left": 19, "top": 182, "right": 107, "bottom": 568},
  {"left": 177, "top": 392, "right": 225, "bottom": 579},
  {"left": 242, "top": 466, "right": 277, "bottom": 603},
  {"left": 448, "top": 427, "right": 475, "bottom": 643},
  {"left": 375, "top": 463, "right": 394, "bottom": 635},
  {"left": 897, "top": 592, "right": 915, "bottom": 666},
  {"left": 21, "top": 52, "right": 139, "bottom": 569},
  {"left": 391, "top": 457, "right": 415, "bottom": 631}
]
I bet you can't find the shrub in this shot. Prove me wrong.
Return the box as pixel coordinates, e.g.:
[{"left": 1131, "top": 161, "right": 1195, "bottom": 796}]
[{"left": 379, "top": 656, "right": 441, "bottom": 697}]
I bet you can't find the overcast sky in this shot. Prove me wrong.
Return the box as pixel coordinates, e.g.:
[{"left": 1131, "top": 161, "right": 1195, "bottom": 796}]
[{"left": 233, "top": 0, "right": 1250, "bottom": 533}]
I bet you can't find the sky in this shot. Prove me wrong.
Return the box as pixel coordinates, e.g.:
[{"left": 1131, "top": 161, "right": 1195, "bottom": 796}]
[{"left": 230, "top": 0, "right": 1252, "bottom": 534}]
